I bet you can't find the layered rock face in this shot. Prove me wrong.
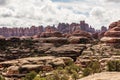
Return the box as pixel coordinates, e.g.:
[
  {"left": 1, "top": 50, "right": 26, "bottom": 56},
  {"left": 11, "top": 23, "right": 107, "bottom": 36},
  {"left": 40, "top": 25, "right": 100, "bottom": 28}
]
[
  {"left": 72, "top": 30, "right": 92, "bottom": 38},
  {"left": 40, "top": 31, "right": 63, "bottom": 38},
  {"left": 68, "top": 30, "right": 92, "bottom": 44},
  {"left": 109, "top": 21, "right": 120, "bottom": 29},
  {"left": 0, "top": 56, "right": 73, "bottom": 77},
  {"left": 101, "top": 20, "right": 120, "bottom": 48}
]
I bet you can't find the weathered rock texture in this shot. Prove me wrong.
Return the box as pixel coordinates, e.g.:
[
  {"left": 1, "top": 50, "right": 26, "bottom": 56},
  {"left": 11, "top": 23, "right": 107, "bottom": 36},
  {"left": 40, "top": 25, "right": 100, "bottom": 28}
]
[
  {"left": 79, "top": 72, "right": 120, "bottom": 80},
  {"left": 101, "top": 20, "right": 120, "bottom": 48},
  {"left": 68, "top": 30, "right": 92, "bottom": 44},
  {"left": 0, "top": 57, "right": 73, "bottom": 77}
]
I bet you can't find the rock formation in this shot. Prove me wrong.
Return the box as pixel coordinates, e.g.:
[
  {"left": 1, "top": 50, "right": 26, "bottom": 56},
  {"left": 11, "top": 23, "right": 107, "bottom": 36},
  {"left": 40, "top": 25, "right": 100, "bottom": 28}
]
[
  {"left": 101, "top": 20, "right": 120, "bottom": 48},
  {"left": 101, "top": 26, "right": 107, "bottom": 32},
  {"left": 40, "top": 31, "right": 63, "bottom": 38},
  {"left": 0, "top": 26, "right": 44, "bottom": 37},
  {"left": 57, "top": 21, "right": 95, "bottom": 34},
  {"left": 0, "top": 57, "right": 72, "bottom": 77},
  {"left": 68, "top": 30, "right": 92, "bottom": 44},
  {"left": 0, "top": 21, "right": 96, "bottom": 37}
]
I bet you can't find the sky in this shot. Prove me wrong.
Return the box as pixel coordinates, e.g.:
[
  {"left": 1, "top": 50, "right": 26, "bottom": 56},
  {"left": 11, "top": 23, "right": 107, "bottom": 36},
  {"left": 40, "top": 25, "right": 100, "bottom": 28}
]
[{"left": 0, "top": 0, "right": 120, "bottom": 29}]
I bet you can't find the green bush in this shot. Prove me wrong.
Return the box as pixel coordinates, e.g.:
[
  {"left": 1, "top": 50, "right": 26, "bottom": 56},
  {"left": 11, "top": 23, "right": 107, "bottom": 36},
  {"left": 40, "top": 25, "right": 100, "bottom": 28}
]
[
  {"left": 65, "top": 59, "right": 74, "bottom": 66},
  {"left": 33, "top": 75, "right": 46, "bottom": 80},
  {"left": 88, "top": 61, "right": 101, "bottom": 73},
  {"left": 60, "top": 75, "right": 69, "bottom": 80},
  {"left": 22, "top": 63, "right": 81, "bottom": 80},
  {"left": 23, "top": 71, "right": 37, "bottom": 80},
  {"left": 65, "top": 64, "right": 81, "bottom": 74},
  {"left": 107, "top": 60, "right": 120, "bottom": 71},
  {"left": 0, "top": 75, "right": 5, "bottom": 80},
  {"left": 82, "top": 61, "right": 101, "bottom": 76},
  {"left": 83, "top": 68, "right": 92, "bottom": 76},
  {"left": 45, "top": 68, "right": 69, "bottom": 80},
  {"left": 72, "top": 71, "right": 79, "bottom": 80}
]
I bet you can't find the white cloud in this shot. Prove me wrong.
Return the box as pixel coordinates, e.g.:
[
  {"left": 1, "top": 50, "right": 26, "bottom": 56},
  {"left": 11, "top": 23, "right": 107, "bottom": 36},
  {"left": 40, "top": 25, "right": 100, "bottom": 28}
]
[
  {"left": 0, "top": 0, "right": 119, "bottom": 29},
  {"left": 0, "top": 0, "right": 6, "bottom": 5},
  {"left": 103, "top": 0, "right": 120, "bottom": 3}
]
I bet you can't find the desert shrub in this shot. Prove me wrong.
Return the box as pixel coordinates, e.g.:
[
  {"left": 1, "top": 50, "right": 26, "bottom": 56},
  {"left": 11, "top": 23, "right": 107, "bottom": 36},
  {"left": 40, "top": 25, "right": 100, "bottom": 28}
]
[
  {"left": 33, "top": 75, "right": 46, "bottom": 80},
  {"left": 82, "top": 61, "right": 101, "bottom": 76},
  {"left": 65, "top": 64, "right": 81, "bottom": 74},
  {"left": 82, "top": 68, "right": 92, "bottom": 76},
  {"left": 22, "top": 62, "right": 81, "bottom": 80},
  {"left": 45, "top": 68, "right": 69, "bottom": 80},
  {"left": 23, "top": 71, "right": 37, "bottom": 80},
  {"left": 65, "top": 59, "right": 74, "bottom": 66},
  {"left": 49, "top": 71, "right": 60, "bottom": 80},
  {"left": 107, "top": 60, "right": 120, "bottom": 71},
  {"left": 88, "top": 61, "right": 101, "bottom": 73},
  {"left": 60, "top": 75, "right": 69, "bottom": 80},
  {"left": 72, "top": 71, "right": 79, "bottom": 80},
  {"left": 0, "top": 75, "right": 5, "bottom": 80}
]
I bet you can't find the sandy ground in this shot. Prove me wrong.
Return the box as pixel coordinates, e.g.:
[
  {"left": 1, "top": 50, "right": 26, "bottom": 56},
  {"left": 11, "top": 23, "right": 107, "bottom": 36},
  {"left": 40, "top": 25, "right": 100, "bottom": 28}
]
[{"left": 79, "top": 72, "right": 120, "bottom": 80}]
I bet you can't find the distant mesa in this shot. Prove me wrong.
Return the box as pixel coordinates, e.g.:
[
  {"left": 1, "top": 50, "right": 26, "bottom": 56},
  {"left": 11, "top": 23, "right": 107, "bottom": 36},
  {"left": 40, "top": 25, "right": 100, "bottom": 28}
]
[{"left": 0, "top": 21, "right": 98, "bottom": 38}]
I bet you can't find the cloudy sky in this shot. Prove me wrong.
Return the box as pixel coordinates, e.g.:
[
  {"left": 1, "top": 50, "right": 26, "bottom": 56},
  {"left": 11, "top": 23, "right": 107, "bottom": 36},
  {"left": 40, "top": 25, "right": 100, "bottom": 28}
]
[{"left": 0, "top": 0, "right": 120, "bottom": 29}]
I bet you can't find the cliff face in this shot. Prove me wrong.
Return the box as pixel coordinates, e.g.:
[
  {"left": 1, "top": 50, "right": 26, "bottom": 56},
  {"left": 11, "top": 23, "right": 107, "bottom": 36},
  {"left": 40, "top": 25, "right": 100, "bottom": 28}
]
[{"left": 0, "top": 21, "right": 99, "bottom": 37}]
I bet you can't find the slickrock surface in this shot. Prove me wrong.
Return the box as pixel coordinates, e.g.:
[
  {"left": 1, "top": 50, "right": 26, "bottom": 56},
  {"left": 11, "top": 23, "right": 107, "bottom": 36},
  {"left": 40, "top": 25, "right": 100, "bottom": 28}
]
[{"left": 79, "top": 72, "right": 120, "bottom": 80}]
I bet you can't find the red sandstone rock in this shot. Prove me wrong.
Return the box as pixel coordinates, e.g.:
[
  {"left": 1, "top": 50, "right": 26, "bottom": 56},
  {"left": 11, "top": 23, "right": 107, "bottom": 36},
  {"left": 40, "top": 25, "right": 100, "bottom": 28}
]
[
  {"left": 99, "top": 32, "right": 105, "bottom": 39},
  {"left": 101, "top": 20, "right": 120, "bottom": 48},
  {"left": 40, "top": 31, "right": 63, "bottom": 38},
  {"left": 109, "top": 20, "right": 120, "bottom": 29},
  {"left": 72, "top": 30, "right": 92, "bottom": 38},
  {"left": 92, "top": 33, "right": 99, "bottom": 39},
  {"left": 68, "top": 36, "right": 89, "bottom": 44},
  {"left": 68, "top": 30, "right": 92, "bottom": 44},
  {"left": 104, "top": 27, "right": 120, "bottom": 37},
  {"left": 0, "top": 35, "right": 5, "bottom": 40}
]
